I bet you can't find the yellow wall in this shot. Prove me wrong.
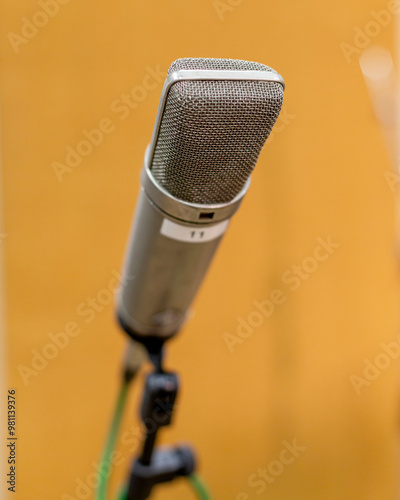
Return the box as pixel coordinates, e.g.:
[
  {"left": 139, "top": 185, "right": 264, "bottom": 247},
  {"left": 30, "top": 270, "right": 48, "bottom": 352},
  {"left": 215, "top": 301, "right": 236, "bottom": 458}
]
[{"left": 1, "top": 1, "right": 399, "bottom": 499}]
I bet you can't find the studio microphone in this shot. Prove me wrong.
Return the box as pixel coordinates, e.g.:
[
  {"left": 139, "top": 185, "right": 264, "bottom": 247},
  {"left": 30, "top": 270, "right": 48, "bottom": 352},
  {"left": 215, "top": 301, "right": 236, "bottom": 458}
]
[{"left": 117, "top": 58, "right": 284, "bottom": 346}]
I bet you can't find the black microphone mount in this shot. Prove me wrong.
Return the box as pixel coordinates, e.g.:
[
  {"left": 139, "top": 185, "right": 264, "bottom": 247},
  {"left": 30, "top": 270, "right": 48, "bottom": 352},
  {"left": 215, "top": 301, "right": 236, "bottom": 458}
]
[{"left": 125, "top": 347, "right": 196, "bottom": 500}]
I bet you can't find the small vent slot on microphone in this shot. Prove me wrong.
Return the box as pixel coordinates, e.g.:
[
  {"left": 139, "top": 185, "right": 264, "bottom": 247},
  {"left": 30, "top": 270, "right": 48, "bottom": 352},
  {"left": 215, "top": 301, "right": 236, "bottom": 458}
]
[{"left": 199, "top": 212, "right": 215, "bottom": 220}]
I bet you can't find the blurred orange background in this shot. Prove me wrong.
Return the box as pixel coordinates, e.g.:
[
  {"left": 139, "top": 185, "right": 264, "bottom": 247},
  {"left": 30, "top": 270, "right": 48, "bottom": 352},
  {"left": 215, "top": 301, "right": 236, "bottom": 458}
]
[{"left": 1, "top": 1, "right": 399, "bottom": 499}]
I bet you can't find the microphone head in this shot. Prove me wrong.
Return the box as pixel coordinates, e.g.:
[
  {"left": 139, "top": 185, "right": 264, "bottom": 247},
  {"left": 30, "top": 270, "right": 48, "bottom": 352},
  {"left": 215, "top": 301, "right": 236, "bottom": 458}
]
[{"left": 148, "top": 57, "right": 284, "bottom": 205}]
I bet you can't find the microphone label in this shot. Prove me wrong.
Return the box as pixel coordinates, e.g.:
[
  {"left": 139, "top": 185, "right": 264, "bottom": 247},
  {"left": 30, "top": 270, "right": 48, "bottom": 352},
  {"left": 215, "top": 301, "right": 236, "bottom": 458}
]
[{"left": 161, "top": 218, "right": 229, "bottom": 243}]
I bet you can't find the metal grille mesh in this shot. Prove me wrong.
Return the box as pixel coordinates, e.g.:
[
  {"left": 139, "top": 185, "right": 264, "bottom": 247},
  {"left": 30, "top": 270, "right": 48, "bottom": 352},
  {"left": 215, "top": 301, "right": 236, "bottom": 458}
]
[{"left": 150, "top": 58, "right": 284, "bottom": 204}]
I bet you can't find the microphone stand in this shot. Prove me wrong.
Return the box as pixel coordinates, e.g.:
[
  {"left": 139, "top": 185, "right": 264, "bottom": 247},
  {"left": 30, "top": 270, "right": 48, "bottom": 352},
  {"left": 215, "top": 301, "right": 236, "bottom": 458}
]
[{"left": 123, "top": 339, "right": 196, "bottom": 500}]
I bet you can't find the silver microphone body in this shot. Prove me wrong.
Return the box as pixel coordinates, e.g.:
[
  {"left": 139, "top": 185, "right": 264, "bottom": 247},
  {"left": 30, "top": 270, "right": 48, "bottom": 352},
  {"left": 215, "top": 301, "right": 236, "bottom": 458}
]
[{"left": 117, "top": 59, "right": 284, "bottom": 340}]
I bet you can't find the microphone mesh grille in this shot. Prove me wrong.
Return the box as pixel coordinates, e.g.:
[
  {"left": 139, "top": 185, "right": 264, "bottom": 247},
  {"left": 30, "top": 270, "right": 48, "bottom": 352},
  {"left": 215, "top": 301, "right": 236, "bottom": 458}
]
[{"left": 150, "top": 58, "right": 284, "bottom": 204}]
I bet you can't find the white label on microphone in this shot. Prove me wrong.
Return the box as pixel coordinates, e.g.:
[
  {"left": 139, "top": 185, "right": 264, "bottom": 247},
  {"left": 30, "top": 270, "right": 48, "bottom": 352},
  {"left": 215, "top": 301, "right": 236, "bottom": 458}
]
[{"left": 160, "top": 218, "right": 229, "bottom": 243}]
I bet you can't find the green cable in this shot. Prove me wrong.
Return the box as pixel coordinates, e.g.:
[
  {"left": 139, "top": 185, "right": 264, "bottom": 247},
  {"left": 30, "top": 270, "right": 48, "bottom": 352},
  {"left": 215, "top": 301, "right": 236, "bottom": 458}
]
[
  {"left": 188, "top": 474, "right": 213, "bottom": 500},
  {"left": 96, "top": 380, "right": 130, "bottom": 500}
]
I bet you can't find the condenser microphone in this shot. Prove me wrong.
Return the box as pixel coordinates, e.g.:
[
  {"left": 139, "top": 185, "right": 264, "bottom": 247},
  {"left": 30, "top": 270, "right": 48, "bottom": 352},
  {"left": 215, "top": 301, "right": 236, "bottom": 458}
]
[{"left": 117, "top": 58, "right": 284, "bottom": 344}]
